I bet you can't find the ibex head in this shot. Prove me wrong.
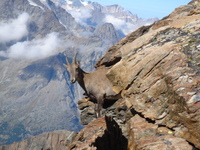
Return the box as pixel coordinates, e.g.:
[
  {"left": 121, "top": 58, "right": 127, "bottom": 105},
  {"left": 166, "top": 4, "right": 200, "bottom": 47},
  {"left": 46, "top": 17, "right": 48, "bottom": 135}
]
[{"left": 63, "top": 53, "right": 80, "bottom": 83}]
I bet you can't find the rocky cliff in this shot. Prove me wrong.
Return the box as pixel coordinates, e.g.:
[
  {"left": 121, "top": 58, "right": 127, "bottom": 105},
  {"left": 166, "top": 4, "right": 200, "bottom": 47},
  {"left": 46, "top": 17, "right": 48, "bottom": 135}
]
[
  {"left": 87, "top": 0, "right": 200, "bottom": 149},
  {"left": 1, "top": 0, "right": 200, "bottom": 149},
  {"left": 78, "top": 0, "right": 200, "bottom": 149}
]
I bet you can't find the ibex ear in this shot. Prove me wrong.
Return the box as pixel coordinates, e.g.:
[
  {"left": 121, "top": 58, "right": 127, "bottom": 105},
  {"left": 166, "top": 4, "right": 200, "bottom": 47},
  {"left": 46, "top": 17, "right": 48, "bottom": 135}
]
[
  {"left": 77, "top": 60, "right": 81, "bottom": 66},
  {"left": 63, "top": 63, "right": 68, "bottom": 68}
]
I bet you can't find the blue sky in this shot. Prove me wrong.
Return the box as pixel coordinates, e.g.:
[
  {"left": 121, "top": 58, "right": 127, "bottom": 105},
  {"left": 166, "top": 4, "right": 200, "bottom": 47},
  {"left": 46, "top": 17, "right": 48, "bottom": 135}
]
[{"left": 89, "top": 0, "right": 191, "bottom": 19}]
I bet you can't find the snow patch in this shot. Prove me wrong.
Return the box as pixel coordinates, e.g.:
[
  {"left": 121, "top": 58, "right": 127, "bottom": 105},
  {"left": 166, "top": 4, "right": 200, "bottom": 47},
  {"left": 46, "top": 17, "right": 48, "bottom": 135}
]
[
  {"left": 39, "top": 0, "right": 51, "bottom": 10},
  {"left": 28, "top": 0, "right": 45, "bottom": 11},
  {"left": 66, "top": 0, "right": 73, "bottom": 5}
]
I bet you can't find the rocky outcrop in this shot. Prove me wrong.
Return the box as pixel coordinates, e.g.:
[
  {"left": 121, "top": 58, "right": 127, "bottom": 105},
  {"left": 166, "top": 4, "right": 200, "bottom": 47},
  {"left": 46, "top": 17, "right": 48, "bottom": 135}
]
[
  {"left": 128, "top": 115, "right": 193, "bottom": 150},
  {"left": 0, "top": 117, "right": 127, "bottom": 150},
  {"left": 67, "top": 116, "right": 127, "bottom": 150},
  {"left": 94, "top": 25, "right": 151, "bottom": 68},
  {"left": 80, "top": 0, "right": 200, "bottom": 149}
]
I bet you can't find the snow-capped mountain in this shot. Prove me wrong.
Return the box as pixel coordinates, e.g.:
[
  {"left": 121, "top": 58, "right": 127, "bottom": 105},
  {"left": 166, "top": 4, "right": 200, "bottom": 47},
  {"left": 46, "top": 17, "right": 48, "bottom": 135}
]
[
  {"left": 48, "top": 0, "right": 158, "bottom": 35},
  {"left": 0, "top": 0, "right": 158, "bottom": 145},
  {"left": 29, "top": 0, "right": 158, "bottom": 36}
]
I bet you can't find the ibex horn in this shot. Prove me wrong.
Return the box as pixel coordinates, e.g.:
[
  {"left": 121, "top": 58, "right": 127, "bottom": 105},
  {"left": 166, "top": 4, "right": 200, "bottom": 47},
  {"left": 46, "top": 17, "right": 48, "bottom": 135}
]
[
  {"left": 73, "top": 52, "right": 78, "bottom": 64},
  {"left": 65, "top": 57, "right": 70, "bottom": 65}
]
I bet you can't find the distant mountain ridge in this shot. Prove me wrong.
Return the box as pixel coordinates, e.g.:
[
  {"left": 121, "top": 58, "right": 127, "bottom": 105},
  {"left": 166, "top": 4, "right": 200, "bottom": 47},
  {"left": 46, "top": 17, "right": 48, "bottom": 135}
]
[{"left": 46, "top": 0, "right": 158, "bottom": 35}]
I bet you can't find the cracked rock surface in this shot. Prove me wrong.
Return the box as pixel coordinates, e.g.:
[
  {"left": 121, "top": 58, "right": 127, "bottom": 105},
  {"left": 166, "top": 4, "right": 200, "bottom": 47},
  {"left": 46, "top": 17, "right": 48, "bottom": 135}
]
[{"left": 81, "top": 0, "right": 200, "bottom": 149}]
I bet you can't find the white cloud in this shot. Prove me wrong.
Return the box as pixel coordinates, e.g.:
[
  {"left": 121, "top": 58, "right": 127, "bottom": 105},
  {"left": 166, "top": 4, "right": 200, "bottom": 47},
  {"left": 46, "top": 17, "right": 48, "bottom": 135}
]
[
  {"left": 69, "top": 8, "right": 91, "bottom": 27},
  {"left": 0, "top": 12, "right": 30, "bottom": 43},
  {"left": 0, "top": 32, "right": 64, "bottom": 60},
  {"left": 104, "top": 15, "right": 137, "bottom": 35},
  {"left": 80, "top": 0, "right": 89, "bottom": 6}
]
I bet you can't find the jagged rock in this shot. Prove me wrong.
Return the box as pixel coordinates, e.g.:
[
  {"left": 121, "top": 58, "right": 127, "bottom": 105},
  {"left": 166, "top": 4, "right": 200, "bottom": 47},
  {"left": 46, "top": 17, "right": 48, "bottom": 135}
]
[
  {"left": 0, "top": 130, "right": 77, "bottom": 150},
  {"left": 79, "top": 97, "right": 127, "bottom": 125},
  {"left": 0, "top": 117, "right": 127, "bottom": 150},
  {"left": 67, "top": 116, "right": 127, "bottom": 150},
  {"left": 80, "top": 2, "right": 200, "bottom": 148},
  {"left": 78, "top": 98, "right": 94, "bottom": 110},
  {"left": 128, "top": 115, "right": 193, "bottom": 150},
  {"left": 95, "top": 25, "right": 151, "bottom": 68},
  {"left": 104, "top": 0, "right": 200, "bottom": 149},
  {"left": 78, "top": 98, "right": 96, "bottom": 125}
]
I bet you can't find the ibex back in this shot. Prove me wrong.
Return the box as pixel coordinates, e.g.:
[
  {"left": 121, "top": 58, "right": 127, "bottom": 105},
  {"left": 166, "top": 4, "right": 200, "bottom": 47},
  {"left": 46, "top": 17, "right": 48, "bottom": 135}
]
[{"left": 63, "top": 53, "right": 120, "bottom": 117}]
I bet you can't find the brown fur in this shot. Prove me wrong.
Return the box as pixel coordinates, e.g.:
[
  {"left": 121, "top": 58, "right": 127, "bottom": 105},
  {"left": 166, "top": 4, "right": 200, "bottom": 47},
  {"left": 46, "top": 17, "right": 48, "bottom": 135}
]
[{"left": 63, "top": 53, "right": 120, "bottom": 117}]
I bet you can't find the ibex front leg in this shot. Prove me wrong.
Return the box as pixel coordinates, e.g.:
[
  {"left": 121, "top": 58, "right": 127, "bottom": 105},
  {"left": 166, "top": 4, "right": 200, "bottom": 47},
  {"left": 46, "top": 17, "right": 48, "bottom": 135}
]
[{"left": 95, "top": 96, "right": 104, "bottom": 118}]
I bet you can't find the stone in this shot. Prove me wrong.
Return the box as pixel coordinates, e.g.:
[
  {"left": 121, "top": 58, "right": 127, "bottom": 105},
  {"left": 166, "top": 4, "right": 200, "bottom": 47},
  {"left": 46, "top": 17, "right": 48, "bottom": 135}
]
[
  {"left": 187, "top": 94, "right": 200, "bottom": 104},
  {"left": 68, "top": 116, "right": 128, "bottom": 150},
  {"left": 78, "top": 98, "right": 94, "bottom": 110},
  {"left": 128, "top": 115, "right": 193, "bottom": 150}
]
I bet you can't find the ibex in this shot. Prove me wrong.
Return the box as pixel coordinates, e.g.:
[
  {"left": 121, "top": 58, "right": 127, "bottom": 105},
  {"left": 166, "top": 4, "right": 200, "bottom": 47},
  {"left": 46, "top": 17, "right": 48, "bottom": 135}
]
[{"left": 63, "top": 53, "right": 120, "bottom": 117}]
